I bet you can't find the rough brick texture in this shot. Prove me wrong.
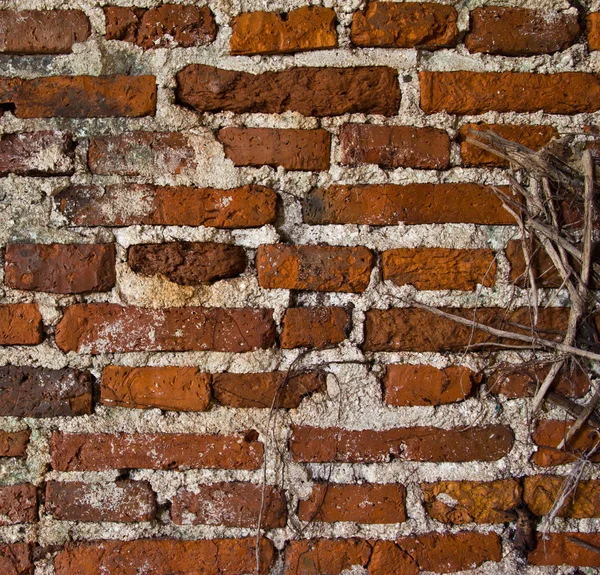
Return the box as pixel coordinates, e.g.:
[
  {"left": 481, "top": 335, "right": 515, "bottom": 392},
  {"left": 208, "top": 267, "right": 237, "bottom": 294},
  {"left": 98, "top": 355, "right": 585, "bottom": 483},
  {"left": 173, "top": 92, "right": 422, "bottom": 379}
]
[
  {"left": 381, "top": 248, "right": 496, "bottom": 290},
  {"left": 0, "top": 76, "right": 156, "bottom": 118},
  {"left": 0, "top": 543, "right": 32, "bottom": 575},
  {"left": 218, "top": 128, "right": 331, "bottom": 171},
  {"left": 280, "top": 307, "right": 350, "bottom": 349},
  {"left": 5, "top": 243, "right": 116, "bottom": 294},
  {"left": 0, "top": 304, "right": 43, "bottom": 345},
  {"left": 0, "top": 366, "right": 92, "bottom": 417},
  {"left": 231, "top": 6, "right": 337, "bottom": 55},
  {"left": 212, "top": 371, "right": 324, "bottom": 408},
  {"left": 420, "top": 72, "right": 600, "bottom": 115},
  {"left": 257, "top": 244, "right": 374, "bottom": 292},
  {"left": 298, "top": 483, "right": 406, "bottom": 523},
  {"left": 101, "top": 366, "right": 211, "bottom": 411},
  {"left": 172, "top": 482, "right": 287, "bottom": 527},
  {"left": 523, "top": 475, "right": 600, "bottom": 518},
  {"left": 51, "top": 432, "right": 263, "bottom": 471},
  {"left": 128, "top": 242, "right": 246, "bottom": 285},
  {"left": 588, "top": 13, "right": 600, "bottom": 51},
  {"left": 531, "top": 420, "right": 600, "bottom": 466},
  {"left": 383, "top": 364, "right": 479, "bottom": 406},
  {"left": 0, "top": 132, "right": 74, "bottom": 175},
  {"left": 46, "top": 481, "right": 156, "bottom": 522},
  {"left": 465, "top": 7, "right": 579, "bottom": 55},
  {"left": 176, "top": 65, "right": 400, "bottom": 116},
  {"left": 104, "top": 5, "right": 216, "bottom": 49},
  {"left": 0, "top": 484, "right": 37, "bottom": 525},
  {"left": 340, "top": 124, "right": 450, "bottom": 170},
  {"left": 351, "top": 2, "right": 458, "bottom": 48},
  {"left": 56, "top": 184, "right": 277, "bottom": 228},
  {"left": 304, "top": 184, "right": 513, "bottom": 225},
  {"left": 55, "top": 304, "right": 275, "bottom": 353},
  {"left": 0, "top": 431, "right": 29, "bottom": 457},
  {"left": 529, "top": 533, "right": 600, "bottom": 566}
]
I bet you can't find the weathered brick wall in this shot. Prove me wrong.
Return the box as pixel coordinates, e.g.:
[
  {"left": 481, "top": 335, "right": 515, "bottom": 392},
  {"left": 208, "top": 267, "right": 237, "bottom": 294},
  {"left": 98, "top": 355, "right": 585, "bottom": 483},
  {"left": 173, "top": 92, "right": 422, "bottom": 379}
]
[{"left": 0, "top": 1, "right": 599, "bottom": 574}]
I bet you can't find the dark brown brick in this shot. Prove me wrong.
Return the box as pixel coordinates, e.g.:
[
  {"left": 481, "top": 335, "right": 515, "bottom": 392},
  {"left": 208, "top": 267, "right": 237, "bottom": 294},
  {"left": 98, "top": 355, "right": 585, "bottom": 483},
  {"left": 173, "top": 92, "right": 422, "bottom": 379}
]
[
  {"left": 466, "top": 7, "right": 579, "bottom": 56},
  {"left": 364, "top": 307, "right": 568, "bottom": 352},
  {"left": 0, "top": 304, "right": 43, "bottom": 345},
  {"left": 0, "top": 10, "right": 90, "bottom": 54},
  {"left": 588, "top": 13, "right": 600, "bottom": 51},
  {"left": 5, "top": 243, "right": 116, "bottom": 294},
  {"left": 281, "top": 307, "right": 350, "bottom": 349},
  {"left": 0, "top": 431, "right": 29, "bottom": 457},
  {"left": 54, "top": 538, "right": 274, "bottom": 575},
  {"left": 51, "top": 432, "right": 263, "bottom": 471},
  {"left": 55, "top": 304, "right": 276, "bottom": 353},
  {"left": 256, "top": 244, "right": 374, "bottom": 293},
  {"left": 383, "top": 364, "right": 479, "bottom": 406},
  {"left": 56, "top": 184, "right": 277, "bottom": 228},
  {"left": 351, "top": 2, "right": 459, "bottom": 48},
  {"left": 0, "top": 366, "right": 92, "bottom": 418},
  {"left": 304, "top": 184, "right": 513, "bottom": 225},
  {"left": 176, "top": 65, "right": 400, "bottom": 116},
  {"left": 0, "top": 543, "right": 32, "bottom": 575},
  {"left": 172, "top": 482, "right": 287, "bottom": 527},
  {"left": 212, "top": 371, "right": 324, "bottom": 408},
  {"left": 218, "top": 128, "right": 331, "bottom": 171},
  {"left": 340, "top": 124, "right": 450, "bottom": 170},
  {"left": 101, "top": 366, "right": 211, "bottom": 411},
  {"left": 231, "top": 6, "right": 337, "bottom": 55},
  {"left": 505, "top": 239, "right": 563, "bottom": 288},
  {"left": 0, "top": 484, "right": 37, "bottom": 525},
  {"left": 290, "top": 425, "right": 514, "bottom": 463},
  {"left": 298, "top": 483, "right": 406, "bottom": 523},
  {"left": 105, "top": 5, "right": 216, "bottom": 49},
  {"left": 46, "top": 480, "right": 156, "bottom": 522},
  {"left": 0, "top": 132, "right": 74, "bottom": 176},
  {"left": 0, "top": 76, "right": 156, "bottom": 118},
  {"left": 128, "top": 242, "right": 246, "bottom": 285}
]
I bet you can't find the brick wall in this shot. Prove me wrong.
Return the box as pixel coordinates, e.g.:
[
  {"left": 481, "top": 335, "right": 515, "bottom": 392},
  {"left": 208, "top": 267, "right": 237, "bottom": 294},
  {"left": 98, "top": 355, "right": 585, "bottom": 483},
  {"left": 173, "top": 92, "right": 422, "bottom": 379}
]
[{"left": 0, "top": 1, "right": 598, "bottom": 574}]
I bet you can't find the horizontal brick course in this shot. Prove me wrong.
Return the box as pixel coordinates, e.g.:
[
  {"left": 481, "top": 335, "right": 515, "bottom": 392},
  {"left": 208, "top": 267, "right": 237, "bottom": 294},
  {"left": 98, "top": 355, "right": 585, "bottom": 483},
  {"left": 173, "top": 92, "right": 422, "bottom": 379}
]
[
  {"left": 531, "top": 420, "right": 600, "bottom": 466},
  {"left": 529, "top": 533, "right": 600, "bottom": 566},
  {"left": 0, "top": 132, "right": 74, "bottom": 176},
  {"left": 524, "top": 475, "right": 600, "bottom": 518},
  {"left": 280, "top": 307, "right": 350, "bottom": 349}
]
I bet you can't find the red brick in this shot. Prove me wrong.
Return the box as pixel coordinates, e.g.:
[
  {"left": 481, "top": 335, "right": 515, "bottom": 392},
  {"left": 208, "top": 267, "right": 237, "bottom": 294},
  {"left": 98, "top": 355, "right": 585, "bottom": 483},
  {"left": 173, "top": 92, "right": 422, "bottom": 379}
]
[
  {"left": 369, "top": 540, "right": 418, "bottom": 575},
  {"left": 54, "top": 538, "right": 274, "bottom": 575},
  {"left": 459, "top": 124, "right": 558, "bottom": 167},
  {"left": 55, "top": 304, "right": 275, "bottom": 353},
  {"left": 0, "top": 366, "right": 92, "bottom": 418},
  {"left": 0, "top": 543, "right": 32, "bottom": 575},
  {"left": 382, "top": 248, "right": 496, "bottom": 291},
  {"left": 218, "top": 128, "right": 331, "bottom": 171},
  {"left": 531, "top": 420, "right": 600, "bottom": 466},
  {"left": 304, "top": 184, "right": 513, "bottom": 225},
  {"left": 101, "top": 366, "right": 211, "bottom": 411},
  {"left": 383, "top": 364, "right": 479, "bottom": 407},
  {"left": 524, "top": 475, "right": 600, "bottom": 518},
  {"left": 0, "top": 132, "right": 74, "bottom": 175},
  {"left": 363, "top": 307, "right": 568, "bottom": 352},
  {"left": 0, "top": 431, "right": 29, "bottom": 457},
  {"left": 588, "top": 13, "right": 600, "bottom": 51},
  {"left": 0, "top": 76, "right": 156, "bottom": 118},
  {"left": 420, "top": 71, "right": 600, "bottom": 115},
  {"left": 0, "top": 304, "right": 43, "bottom": 346},
  {"left": 104, "top": 5, "right": 216, "bottom": 49},
  {"left": 421, "top": 479, "right": 521, "bottom": 524},
  {"left": 257, "top": 244, "right": 373, "bottom": 293},
  {"left": 352, "top": 2, "right": 458, "bottom": 48},
  {"left": 56, "top": 184, "right": 277, "bottom": 228},
  {"left": 46, "top": 481, "right": 156, "bottom": 522},
  {"left": 212, "top": 371, "right": 324, "bottom": 408},
  {"left": 289, "top": 425, "right": 513, "bottom": 463},
  {"left": 231, "top": 6, "right": 337, "bottom": 55},
  {"left": 281, "top": 307, "right": 350, "bottom": 349},
  {"left": 284, "top": 539, "right": 372, "bottom": 575},
  {"left": 50, "top": 432, "right": 263, "bottom": 471},
  {"left": 487, "top": 362, "right": 590, "bottom": 399},
  {"left": 529, "top": 533, "right": 600, "bottom": 566},
  {"left": 298, "top": 483, "right": 406, "bottom": 524},
  {"left": 505, "top": 239, "right": 564, "bottom": 288},
  {"left": 176, "top": 65, "right": 400, "bottom": 116},
  {"left": 128, "top": 242, "right": 246, "bottom": 285},
  {"left": 88, "top": 132, "right": 194, "bottom": 175},
  {"left": 0, "top": 484, "right": 37, "bottom": 525},
  {"left": 466, "top": 7, "right": 579, "bottom": 56},
  {"left": 171, "top": 482, "right": 287, "bottom": 527},
  {"left": 340, "top": 124, "right": 450, "bottom": 170},
  {"left": 396, "top": 532, "right": 502, "bottom": 573},
  {"left": 0, "top": 10, "right": 90, "bottom": 54},
  {"left": 5, "top": 243, "right": 116, "bottom": 294}
]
